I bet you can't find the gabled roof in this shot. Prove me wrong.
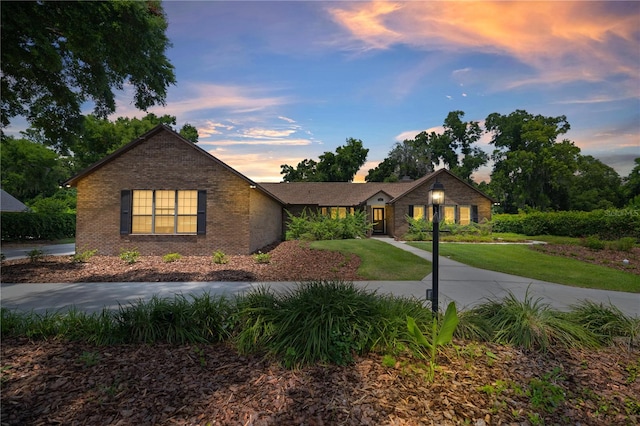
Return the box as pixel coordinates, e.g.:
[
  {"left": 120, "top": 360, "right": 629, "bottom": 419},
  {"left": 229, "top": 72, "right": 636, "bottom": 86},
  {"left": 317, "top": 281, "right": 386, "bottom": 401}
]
[
  {"left": 260, "top": 169, "right": 494, "bottom": 206},
  {"left": 0, "top": 189, "right": 29, "bottom": 212},
  {"left": 62, "top": 124, "right": 285, "bottom": 204}
]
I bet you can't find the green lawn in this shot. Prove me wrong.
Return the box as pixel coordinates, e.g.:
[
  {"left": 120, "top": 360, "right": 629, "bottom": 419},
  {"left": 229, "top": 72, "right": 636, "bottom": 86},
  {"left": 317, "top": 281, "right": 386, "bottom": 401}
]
[
  {"left": 408, "top": 242, "right": 639, "bottom": 293},
  {"left": 309, "top": 239, "right": 431, "bottom": 280}
]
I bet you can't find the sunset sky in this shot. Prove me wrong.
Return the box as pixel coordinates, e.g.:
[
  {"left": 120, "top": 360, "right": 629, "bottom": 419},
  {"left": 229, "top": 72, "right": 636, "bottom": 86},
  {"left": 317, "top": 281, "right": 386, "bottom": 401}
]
[{"left": 13, "top": 1, "right": 640, "bottom": 182}]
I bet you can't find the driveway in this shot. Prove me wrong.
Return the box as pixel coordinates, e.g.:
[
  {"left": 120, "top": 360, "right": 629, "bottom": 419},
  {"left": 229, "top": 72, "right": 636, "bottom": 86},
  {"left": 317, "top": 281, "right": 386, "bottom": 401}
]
[{"left": 1, "top": 240, "right": 638, "bottom": 316}]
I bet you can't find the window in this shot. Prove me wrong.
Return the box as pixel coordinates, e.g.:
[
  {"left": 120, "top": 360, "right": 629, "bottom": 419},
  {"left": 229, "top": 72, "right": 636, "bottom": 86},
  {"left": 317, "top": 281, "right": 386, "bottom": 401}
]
[
  {"left": 459, "top": 206, "right": 471, "bottom": 225},
  {"left": 321, "top": 207, "right": 354, "bottom": 218},
  {"left": 122, "top": 190, "right": 204, "bottom": 235},
  {"left": 408, "top": 205, "right": 427, "bottom": 220},
  {"left": 443, "top": 206, "right": 456, "bottom": 223}
]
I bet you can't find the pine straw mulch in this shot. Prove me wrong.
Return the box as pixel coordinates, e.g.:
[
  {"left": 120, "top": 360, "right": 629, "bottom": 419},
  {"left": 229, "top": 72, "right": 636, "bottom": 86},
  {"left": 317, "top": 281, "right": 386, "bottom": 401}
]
[{"left": 2, "top": 337, "right": 639, "bottom": 426}]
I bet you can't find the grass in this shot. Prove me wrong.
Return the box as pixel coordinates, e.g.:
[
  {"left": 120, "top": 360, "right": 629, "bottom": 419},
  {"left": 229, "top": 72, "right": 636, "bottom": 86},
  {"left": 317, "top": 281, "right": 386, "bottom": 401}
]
[
  {"left": 310, "top": 238, "right": 431, "bottom": 280},
  {"left": 408, "top": 242, "right": 639, "bottom": 293}
]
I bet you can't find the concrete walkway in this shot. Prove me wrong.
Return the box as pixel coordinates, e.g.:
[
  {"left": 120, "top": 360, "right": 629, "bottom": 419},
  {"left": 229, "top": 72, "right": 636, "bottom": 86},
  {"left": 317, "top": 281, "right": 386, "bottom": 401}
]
[{"left": 1, "top": 239, "right": 638, "bottom": 316}]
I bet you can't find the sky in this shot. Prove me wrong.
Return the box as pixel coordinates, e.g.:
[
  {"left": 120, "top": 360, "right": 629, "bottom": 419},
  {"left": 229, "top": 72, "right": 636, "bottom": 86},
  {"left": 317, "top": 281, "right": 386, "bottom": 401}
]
[{"left": 14, "top": 0, "right": 640, "bottom": 183}]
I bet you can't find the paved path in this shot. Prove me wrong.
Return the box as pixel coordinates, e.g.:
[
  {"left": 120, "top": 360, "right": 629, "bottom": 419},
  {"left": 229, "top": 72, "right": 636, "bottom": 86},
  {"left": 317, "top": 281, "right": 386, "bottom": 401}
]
[
  {"left": 2, "top": 243, "right": 75, "bottom": 261},
  {"left": 1, "top": 239, "right": 638, "bottom": 316}
]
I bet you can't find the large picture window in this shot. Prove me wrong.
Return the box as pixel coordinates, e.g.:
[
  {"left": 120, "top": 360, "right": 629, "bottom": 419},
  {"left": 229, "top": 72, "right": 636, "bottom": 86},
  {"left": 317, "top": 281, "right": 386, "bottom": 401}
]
[{"left": 124, "top": 190, "right": 201, "bottom": 235}]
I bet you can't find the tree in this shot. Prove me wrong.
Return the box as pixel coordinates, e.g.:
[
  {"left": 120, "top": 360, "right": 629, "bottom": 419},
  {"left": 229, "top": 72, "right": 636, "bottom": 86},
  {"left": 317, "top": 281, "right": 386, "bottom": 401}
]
[
  {"left": 1, "top": 1, "right": 176, "bottom": 145},
  {"left": 569, "top": 155, "right": 622, "bottom": 211},
  {"left": 486, "top": 110, "right": 578, "bottom": 212},
  {"left": 0, "top": 135, "right": 69, "bottom": 202},
  {"left": 280, "top": 159, "right": 320, "bottom": 182},
  {"left": 366, "top": 139, "right": 432, "bottom": 182},
  {"left": 622, "top": 157, "right": 640, "bottom": 207},
  {"left": 179, "top": 123, "right": 199, "bottom": 143},
  {"left": 281, "top": 138, "right": 368, "bottom": 182},
  {"left": 38, "top": 113, "right": 196, "bottom": 171},
  {"left": 367, "top": 111, "right": 487, "bottom": 183}
]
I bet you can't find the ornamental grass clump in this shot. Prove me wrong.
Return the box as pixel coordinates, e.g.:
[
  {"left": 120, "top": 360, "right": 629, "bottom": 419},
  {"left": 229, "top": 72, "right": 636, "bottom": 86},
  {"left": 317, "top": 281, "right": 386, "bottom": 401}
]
[
  {"left": 115, "top": 293, "right": 233, "bottom": 344},
  {"left": 234, "top": 280, "right": 427, "bottom": 368},
  {"left": 567, "top": 300, "right": 639, "bottom": 348},
  {"left": 469, "top": 290, "right": 600, "bottom": 351}
]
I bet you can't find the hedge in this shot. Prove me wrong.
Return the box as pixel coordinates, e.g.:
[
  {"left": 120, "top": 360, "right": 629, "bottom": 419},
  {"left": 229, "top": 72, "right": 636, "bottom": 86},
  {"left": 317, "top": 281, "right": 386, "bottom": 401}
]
[
  {"left": 491, "top": 209, "right": 640, "bottom": 240},
  {"left": 1, "top": 212, "right": 76, "bottom": 241}
]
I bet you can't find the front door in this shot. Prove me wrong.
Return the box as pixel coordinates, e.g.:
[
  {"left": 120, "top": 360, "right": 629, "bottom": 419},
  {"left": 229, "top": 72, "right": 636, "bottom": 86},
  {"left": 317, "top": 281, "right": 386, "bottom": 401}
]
[{"left": 372, "top": 207, "right": 385, "bottom": 234}]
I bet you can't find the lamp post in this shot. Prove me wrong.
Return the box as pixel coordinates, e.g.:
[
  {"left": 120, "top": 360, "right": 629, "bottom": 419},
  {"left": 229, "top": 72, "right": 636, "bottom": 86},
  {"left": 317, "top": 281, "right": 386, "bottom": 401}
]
[{"left": 429, "top": 180, "right": 445, "bottom": 314}]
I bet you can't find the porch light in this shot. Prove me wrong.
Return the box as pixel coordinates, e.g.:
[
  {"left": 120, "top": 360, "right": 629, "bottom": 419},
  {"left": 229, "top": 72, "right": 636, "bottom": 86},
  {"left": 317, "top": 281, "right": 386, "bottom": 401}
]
[{"left": 428, "top": 180, "right": 445, "bottom": 314}]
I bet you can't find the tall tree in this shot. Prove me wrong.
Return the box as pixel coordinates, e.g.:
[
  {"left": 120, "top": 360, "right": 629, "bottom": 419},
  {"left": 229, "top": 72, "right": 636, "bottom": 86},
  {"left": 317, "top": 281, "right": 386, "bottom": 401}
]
[
  {"left": 0, "top": 135, "right": 68, "bottom": 202},
  {"left": 486, "top": 110, "right": 579, "bottom": 212},
  {"left": 623, "top": 157, "right": 640, "bottom": 207},
  {"left": 1, "top": 1, "right": 176, "bottom": 146},
  {"left": 280, "top": 138, "right": 368, "bottom": 182},
  {"left": 569, "top": 155, "right": 623, "bottom": 211},
  {"left": 366, "top": 139, "right": 432, "bottom": 182},
  {"left": 367, "top": 111, "right": 487, "bottom": 183}
]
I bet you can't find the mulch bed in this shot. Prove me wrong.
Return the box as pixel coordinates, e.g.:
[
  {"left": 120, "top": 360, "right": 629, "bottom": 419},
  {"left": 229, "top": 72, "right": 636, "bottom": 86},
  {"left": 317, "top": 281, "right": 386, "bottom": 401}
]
[
  {"left": 0, "top": 240, "right": 364, "bottom": 283},
  {"left": 2, "top": 338, "right": 639, "bottom": 425},
  {"left": 530, "top": 244, "right": 640, "bottom": 275}
]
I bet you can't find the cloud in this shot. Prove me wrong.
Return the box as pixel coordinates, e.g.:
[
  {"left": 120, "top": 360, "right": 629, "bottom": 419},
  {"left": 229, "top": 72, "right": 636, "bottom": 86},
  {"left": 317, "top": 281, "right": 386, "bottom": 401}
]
[
  {"left": 203, "top": 138, "right": 312, "bottom": 147},
  {"left": 328, "top": 1, "right": 639, "bottom": 88},
  {"left": 115, "top": 82, "right": 292, "bottom": 119}
]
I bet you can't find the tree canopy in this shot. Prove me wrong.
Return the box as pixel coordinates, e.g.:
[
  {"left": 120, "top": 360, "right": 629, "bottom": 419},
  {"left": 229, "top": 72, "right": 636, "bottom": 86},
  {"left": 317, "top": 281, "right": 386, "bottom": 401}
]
[
  {"left": 366, "top": 111, "right": 487, "bottom": 183},
  {"left": 1, "top": 1, "right": 176, "bottom": 145},
  {"left": 280, "top": 138, "right": 368, "bottom": 182},
  {"left": 0, "top": 135, "right": 68, "bottom": 201}
]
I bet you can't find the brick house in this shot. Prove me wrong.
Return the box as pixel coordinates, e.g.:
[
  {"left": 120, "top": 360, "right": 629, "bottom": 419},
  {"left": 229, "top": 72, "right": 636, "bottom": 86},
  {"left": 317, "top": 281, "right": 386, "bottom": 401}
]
[
  {"left": 65, "top": 125, "right": 493, "bottom": 255},
  {"left": 261, "top": 169, "right": 493, "bottom": 238},
  {"left": 64, "top": 125, "right": 284, "bottom": 256}
]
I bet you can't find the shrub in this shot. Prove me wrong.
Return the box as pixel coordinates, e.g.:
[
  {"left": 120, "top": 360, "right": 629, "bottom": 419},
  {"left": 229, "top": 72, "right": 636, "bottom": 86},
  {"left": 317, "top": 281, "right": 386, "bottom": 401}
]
[
  {"left": 73, "top": 248, "right": 97, "bottom": 263},
  {"left": 212, "top": 250, "right": 228, "bottom": 264},
  {"left": 27, "top": 248, "right": 44, "bottom": 263},
  {"left": 285, "top": 208, "right": 372, "bottom": 241},
  {"left": 119, "top": 248, "right": 140, "bottom": 264},
  {"left": 162, "top": 253, "right": 182, "bottom": 263},
  {"left": 0, "top": 212, "right": 76, "bottom": 241},
  {"left": 491, "top": 210, "right": 640, "bottom": 239},
  {"left": 582, "top": 236, "right": 605, "bottom": 250},
  {"left": 609, "top": 237, "right": 636, "bottom": 252},
  {"left": 253, "top": 251, "right": 271, "bottom": 264}
]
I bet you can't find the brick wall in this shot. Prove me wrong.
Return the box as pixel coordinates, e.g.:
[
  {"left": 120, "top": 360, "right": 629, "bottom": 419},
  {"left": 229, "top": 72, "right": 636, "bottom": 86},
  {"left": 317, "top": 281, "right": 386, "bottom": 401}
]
[{"left": 75, "top": 130, "right": 282, "bottom": 256}]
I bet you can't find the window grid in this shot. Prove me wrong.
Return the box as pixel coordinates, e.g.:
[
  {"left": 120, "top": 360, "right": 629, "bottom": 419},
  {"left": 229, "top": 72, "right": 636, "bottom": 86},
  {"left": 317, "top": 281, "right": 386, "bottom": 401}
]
[{"left": 131, "top": 190, "right": 198, "bottom": 235}]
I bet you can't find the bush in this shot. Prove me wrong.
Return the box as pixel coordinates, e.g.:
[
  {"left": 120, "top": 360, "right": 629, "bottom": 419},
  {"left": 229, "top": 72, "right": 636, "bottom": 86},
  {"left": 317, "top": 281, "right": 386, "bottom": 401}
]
[
  {"left": 1, "top": 212, "right": 75, "bottom": 241},
  {"left": 582, "top": 236, "right": 605, "bottom": 250},
  {"left": 285, "top": 208, "right": 372, "bottom": 241},
  {"left": 609, "top": 237, "right": 636, "bottom": 252},
  {"left": 119, "top": 248, "right": 140, "bottom": 264},
  {"left": 162, "top": 253, "right": 182, "bottom": 263},
  {"left": 27, "top": 249, "right": 44, "bottom": 263},
  {"left": 212, "top": 250, "right": 228, "bottom": 264},
  {"left": 491, "top": 209, "right": 640, "bottom": 239},
  {"left": 73, "top": 248, "right": 98, "bottom": 263},
  {"left": 253, "top": 251, "right": 271, "bottom": 264}
]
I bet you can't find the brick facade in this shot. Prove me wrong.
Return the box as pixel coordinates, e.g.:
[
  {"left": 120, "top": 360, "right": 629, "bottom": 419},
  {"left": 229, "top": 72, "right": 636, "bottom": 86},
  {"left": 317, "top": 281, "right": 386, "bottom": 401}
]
[
  {"left": 390, "top": 172, "right": 492, "bottom": 238},
  {"left": 71, "top": 126, "right": 282, "bottom": 256}
]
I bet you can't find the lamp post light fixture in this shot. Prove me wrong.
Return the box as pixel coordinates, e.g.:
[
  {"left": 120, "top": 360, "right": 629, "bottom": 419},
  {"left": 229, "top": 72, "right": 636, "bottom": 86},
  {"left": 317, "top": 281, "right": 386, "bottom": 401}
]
[{"left": 428, "top": 180, "right": 445, "bottom": 314}]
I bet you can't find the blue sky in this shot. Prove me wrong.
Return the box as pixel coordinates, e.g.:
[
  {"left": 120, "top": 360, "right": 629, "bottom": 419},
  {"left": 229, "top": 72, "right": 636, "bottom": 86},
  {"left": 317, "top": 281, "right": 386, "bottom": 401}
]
[{"left": 17, "top": 1, "right": 640, "bottom": 182}]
